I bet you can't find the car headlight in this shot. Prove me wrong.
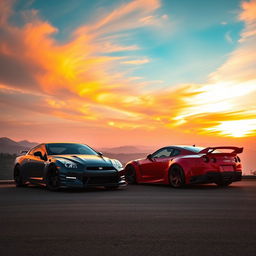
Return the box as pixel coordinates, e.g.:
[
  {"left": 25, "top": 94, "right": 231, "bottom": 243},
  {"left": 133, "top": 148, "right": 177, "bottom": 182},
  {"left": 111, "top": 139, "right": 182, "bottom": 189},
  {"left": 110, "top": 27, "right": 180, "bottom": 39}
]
[
  {"left": 111, "top": 159, "right": 123, "bottom": 171},
  {"left": 59, "top": 160, "right": 78, "bottom": 169}
]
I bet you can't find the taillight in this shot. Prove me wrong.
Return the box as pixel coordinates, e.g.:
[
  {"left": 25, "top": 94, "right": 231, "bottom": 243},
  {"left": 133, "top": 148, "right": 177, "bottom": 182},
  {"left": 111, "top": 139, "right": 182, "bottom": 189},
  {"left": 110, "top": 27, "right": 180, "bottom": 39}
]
[{"left": 202, "top": 156, "right": 216, "bottom": 163}]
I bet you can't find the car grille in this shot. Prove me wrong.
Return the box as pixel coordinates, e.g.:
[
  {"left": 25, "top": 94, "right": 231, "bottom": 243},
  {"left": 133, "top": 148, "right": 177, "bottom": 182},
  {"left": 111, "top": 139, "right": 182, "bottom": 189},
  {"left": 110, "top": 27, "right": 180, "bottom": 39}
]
[
  {"left": 86, "top": 166, "right": 115, "bottom": 170},
  {"left": 84, "top": 175, "right": 119, "bottom": 185}
]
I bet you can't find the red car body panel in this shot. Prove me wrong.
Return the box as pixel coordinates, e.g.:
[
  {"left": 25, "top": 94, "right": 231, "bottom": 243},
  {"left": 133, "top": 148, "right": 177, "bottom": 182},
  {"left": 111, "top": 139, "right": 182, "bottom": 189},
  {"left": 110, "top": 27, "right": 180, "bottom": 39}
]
[{"left": 125, "top": 146, "right": 243, "bottom": 185}]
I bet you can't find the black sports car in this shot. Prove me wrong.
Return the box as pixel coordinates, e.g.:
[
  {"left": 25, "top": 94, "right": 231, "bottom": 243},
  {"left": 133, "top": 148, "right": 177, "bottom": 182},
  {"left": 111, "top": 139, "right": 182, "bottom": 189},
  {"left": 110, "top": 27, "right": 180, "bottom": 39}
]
[{"left": 14, "top": 143, "right": 126, "bottom": 190}]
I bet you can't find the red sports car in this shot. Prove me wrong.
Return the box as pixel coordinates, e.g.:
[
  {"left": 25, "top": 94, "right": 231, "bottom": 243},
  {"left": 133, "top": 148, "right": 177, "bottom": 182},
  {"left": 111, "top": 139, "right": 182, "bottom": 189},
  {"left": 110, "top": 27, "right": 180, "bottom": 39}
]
[{"left": 124, "top": 146, "right": 243, "bottom": 187}]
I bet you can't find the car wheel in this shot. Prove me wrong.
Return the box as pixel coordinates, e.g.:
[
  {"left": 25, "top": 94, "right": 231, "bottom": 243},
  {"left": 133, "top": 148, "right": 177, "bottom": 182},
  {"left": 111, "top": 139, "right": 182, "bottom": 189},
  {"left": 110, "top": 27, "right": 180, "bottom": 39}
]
[
  {"left": 125, "top": 165, "right": 137, "bottom": 184},
  {"left": 13, "top": 165, "right": 27, "bottom": 187},
  {"left": 215, "top": 181, "right": 232, "bottom": 187},
  {"left": 169, "top": 165, "right": 185, "bottom": 188},
  {"left": 46, "top": 165, "right": 60, "bottom": 191}
]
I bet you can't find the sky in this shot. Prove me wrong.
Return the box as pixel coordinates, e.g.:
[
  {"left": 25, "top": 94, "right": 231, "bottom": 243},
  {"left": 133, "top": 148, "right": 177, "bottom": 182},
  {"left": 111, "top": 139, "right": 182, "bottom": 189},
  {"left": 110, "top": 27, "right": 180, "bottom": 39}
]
[{"left": 0, "top": 0, "right": 255, "bottom": 154}]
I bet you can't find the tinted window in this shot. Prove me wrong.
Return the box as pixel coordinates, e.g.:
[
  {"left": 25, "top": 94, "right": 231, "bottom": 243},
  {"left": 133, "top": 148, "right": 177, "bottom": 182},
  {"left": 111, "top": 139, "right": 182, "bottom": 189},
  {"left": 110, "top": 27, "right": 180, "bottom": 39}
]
[
  {"left": 46, "top": 143, "right": 98, "bottom": 155},
  {"left": 171, "top": 149, "right": 180, "bottom": 156},
  {"left": 152, "top": 148, "right": 173, "bottom": 158},
  {"left": 182, "top": 146, "right": 204, "bottom": 153},
  {"left": 28, "top": 145, "right": 41, "bottom": 155}
]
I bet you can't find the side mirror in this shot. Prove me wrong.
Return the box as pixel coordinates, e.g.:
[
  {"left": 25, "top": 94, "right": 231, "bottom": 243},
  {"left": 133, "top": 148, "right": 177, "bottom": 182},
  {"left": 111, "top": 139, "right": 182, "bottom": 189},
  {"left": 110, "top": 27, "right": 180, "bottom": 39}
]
[
  {"left": 147, "top": 154, "right": 153, "bottom": 160},
  {"left": 98, "top": 151, "right": 103, "bottom": 157},
  {"left": 34, "top": 151, "right": 47, "bottom": 160},
  {"left": 20, "top": 150, "right": 28, "bottom": 155}
]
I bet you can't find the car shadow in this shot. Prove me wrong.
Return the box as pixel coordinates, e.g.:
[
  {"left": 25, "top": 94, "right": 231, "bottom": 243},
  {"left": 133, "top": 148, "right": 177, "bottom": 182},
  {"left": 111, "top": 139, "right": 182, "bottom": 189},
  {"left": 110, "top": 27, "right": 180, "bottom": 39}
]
[
  {"left": 15, "top": 183, "right": 128, "bottom": 193},
  {"left": 130, "top": 182, "right": 242, "bottom": 190}
]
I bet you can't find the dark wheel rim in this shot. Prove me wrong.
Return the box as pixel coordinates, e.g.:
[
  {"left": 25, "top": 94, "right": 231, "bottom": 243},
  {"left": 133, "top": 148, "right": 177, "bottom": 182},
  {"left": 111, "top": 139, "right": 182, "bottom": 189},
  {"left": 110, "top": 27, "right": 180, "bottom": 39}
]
[
  {"left": 47, "top": 168, "right": 59, "bottom": 189},
  {"left": 125, "top": 166, "right": 136, "bottom": 184},
  {"left": 169, "top": 167, "right": 183, "bottom": 188}
]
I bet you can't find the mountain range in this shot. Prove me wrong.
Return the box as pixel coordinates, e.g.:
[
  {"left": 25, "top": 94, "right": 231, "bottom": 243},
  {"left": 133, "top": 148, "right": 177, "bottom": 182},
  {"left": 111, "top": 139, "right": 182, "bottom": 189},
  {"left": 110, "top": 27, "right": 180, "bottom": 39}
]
[
  {"left": 0, "top": 137, "right": 150, "bottom": 154},
  {"left": 0, "top": 137, "right": 38, "bottom": 154}
]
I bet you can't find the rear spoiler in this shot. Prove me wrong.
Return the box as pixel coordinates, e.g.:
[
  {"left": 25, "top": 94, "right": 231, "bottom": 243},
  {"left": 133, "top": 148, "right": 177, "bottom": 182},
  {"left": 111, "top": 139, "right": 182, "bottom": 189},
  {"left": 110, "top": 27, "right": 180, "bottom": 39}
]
[{"left": 199, "top": 147, "right": 243, "bottom": 154}]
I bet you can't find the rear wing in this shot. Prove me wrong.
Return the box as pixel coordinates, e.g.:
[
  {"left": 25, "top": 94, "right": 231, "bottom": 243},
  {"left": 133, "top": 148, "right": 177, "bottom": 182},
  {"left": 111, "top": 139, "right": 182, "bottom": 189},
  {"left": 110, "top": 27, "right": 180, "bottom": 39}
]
[{"left": 199, "top": 147, "right": 243, "bottom": 154}]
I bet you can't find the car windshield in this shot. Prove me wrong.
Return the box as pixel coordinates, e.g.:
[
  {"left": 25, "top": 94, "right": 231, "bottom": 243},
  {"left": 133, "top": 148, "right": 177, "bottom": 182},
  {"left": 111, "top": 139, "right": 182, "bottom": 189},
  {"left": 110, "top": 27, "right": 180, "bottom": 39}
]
[{"left": 46, "top": 143, "right": 98, "bottom": 155}]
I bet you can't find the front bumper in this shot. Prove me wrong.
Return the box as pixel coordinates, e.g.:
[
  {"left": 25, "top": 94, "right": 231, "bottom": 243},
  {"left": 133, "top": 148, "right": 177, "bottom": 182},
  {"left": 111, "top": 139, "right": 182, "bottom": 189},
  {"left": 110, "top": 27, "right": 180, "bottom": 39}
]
[
  {"left": 59, "top": 169, "right": 127, "bottom": 188},
  {"left": 190, "top": 171, "right": 242, "bottom": 184}
]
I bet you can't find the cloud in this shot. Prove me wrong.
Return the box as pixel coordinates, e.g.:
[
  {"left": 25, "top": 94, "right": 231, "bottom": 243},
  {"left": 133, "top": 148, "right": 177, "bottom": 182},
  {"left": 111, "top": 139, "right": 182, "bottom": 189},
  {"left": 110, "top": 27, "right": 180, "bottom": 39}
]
[
  {"left": 0, "top": 0, "right": 164, "bottom": 129},
  {"left": 239, "top": 0, "right": 256, "bottom": 23},
  {"left": 122, "top": 58, "right": 150, "bottom": 65},
  {"left": 225, "top": 31, "right": 233, "bottom": 43},
  {"left": 0, "top": 0, "right": 163, "bottom": 94},
  {"left": 0, "top": 0, "right": 14, "bottom": 25},
  {"left": 77, "top": 0, "right": 161, "bottom": 36},
  {"left": 166, "top": 0, "right": 256, "bottom": 137},
  {"left": 0, "top": 0, "right": 255, "bottom": 141}
]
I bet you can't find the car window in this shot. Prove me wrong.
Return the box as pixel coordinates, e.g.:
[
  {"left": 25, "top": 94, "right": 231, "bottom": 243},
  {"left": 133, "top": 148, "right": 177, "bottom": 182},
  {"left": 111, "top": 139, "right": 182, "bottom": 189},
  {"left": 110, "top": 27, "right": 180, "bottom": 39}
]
[
  {"left": 46, "top": 143, "right": 98, "bottom": 155},
  {"left": 171, "top": 149, "right": 180, "bottom": 157},
  {"left": 28, "top": 146, "right": 40, "bottom": 155},
  {"left": 182, "top": 146, "right": 204, "bottom": 153},
  {"left": 38, "top": 145, "right": 47, "bottom": 158},
  {"left": 152, "top": 148, "right": 173, "bottom": 158},
  {"left": 28, "top": 145, "right": 46, "bottom": 159}
]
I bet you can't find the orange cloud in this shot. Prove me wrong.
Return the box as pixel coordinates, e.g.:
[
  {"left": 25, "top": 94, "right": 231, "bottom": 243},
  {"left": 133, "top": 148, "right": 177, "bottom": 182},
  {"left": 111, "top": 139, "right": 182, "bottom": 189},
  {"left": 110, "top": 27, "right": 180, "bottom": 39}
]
[
  {"left": 156, "top": 0, "right": 256, "bottom": 138},
  {"left": 0, "top": 0, "right": 255, "bottom": 143},
  {"left": 240, "top": 0, "right": 256, "bottom": 23}
]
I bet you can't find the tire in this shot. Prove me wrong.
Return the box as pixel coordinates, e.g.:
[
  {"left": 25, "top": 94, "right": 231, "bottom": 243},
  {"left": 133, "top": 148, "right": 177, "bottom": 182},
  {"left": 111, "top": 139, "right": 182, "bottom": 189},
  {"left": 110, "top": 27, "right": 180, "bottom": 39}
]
[
  {"left": 215, "top": 181, "right": 232, "bottom": 187},
  {"left": 46, "top": 165, "right": 60, "bottom": 191},
  {"left": 13, "top": 165, "right": 27, "bottom": 187},
  {"left": 125, "top": 165, "right": 137, "bottom": 184},
  {"left": 169, "top": 165, "right": 185, "bottom": 188}
]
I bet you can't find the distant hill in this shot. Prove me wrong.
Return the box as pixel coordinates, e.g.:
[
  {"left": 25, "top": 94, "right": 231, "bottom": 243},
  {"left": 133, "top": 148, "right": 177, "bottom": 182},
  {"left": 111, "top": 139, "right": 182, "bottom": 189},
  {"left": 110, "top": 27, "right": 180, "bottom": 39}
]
[
  {"left": 102, "top": 152, "right": 147, "bottom": 165},
  {"left": 99, "top": 146, "right": 151, "bottom": 165},
  {"left": 0, "top": 137, "right": 38, "bottom": 154},
  {"left": 18, "top": 140, "right": 38, "bottom": 148},
  {"left": 100, "top": 145, "right": 152, "bottom": 154}
]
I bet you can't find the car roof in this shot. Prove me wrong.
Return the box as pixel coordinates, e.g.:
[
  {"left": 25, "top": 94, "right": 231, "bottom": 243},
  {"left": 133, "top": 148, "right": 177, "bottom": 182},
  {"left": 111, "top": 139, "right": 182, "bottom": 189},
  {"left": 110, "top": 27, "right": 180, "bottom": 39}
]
[
  {"left": 45, "top": 142, "right": 84, "bottom": 145},
  {"left": 163, "top": 145, "right": 205, "bottom": 153}
]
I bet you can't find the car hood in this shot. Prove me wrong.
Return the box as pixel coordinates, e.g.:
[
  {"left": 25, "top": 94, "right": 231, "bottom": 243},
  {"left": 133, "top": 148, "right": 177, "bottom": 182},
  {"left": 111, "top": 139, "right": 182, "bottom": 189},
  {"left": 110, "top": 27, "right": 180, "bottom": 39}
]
[{"left": 51, "top": 154, "right": 114, "bottom": 167}]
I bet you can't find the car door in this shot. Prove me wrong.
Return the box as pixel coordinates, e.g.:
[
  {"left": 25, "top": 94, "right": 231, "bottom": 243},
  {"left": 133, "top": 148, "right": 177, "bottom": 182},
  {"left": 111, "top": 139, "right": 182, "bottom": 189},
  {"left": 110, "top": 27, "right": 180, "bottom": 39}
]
[
  {"left": 24, "top": 146, "right": 40, "bottom": 179},
  {"left": 139, "top": 147, "right": 173, "bottom": 182},
  {"left": 28, "top": 145, "right": 46, "bottom": 182},
  {"left": 19, "top": 152, "right": 33, "bottom": 180}
]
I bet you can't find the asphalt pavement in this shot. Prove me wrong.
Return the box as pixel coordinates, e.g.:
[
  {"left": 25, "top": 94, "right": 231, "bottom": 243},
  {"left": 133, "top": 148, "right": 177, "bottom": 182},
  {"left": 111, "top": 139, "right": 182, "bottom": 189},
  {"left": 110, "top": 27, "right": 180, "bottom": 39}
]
[{"left": 0, "top": 180, "right": 256, "bottom": 256}]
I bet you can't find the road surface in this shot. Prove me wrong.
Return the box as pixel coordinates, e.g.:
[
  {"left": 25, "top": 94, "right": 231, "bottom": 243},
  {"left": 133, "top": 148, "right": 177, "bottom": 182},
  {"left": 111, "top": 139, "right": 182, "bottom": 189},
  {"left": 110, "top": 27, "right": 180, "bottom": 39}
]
[{"left": 0, "top": 180, "right": 255, "bottom": 256}]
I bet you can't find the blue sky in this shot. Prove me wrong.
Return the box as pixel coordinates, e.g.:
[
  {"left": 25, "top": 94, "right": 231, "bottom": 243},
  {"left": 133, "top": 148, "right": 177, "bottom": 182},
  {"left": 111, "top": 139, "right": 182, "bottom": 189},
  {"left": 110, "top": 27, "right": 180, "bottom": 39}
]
[{"left": 12, "top": 0, "right": 244, "bottom": 86}]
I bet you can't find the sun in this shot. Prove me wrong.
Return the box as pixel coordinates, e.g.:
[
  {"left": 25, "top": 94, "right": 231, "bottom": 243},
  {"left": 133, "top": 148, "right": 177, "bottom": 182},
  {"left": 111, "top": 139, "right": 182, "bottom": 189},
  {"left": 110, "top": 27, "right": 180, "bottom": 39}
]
[{"left": 205, "top": 119, "right": 256, "bottom": 137}]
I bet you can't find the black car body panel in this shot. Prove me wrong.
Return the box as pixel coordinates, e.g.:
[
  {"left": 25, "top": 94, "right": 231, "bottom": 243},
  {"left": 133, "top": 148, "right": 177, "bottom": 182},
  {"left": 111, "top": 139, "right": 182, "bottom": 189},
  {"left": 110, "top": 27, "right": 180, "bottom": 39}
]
[{"left": 14, "top": 143, "right": 126, "bottom": 189}]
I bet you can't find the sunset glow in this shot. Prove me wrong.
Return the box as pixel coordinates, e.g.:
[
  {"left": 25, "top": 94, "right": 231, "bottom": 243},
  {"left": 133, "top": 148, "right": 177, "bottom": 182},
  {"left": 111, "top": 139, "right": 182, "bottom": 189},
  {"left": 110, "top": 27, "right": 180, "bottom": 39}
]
[
  {"left": 0, "top": 0, "right": 255, "bottom": 149},
  {"left": 205, "top": 119, "right": 256, "bottom": 137}
]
